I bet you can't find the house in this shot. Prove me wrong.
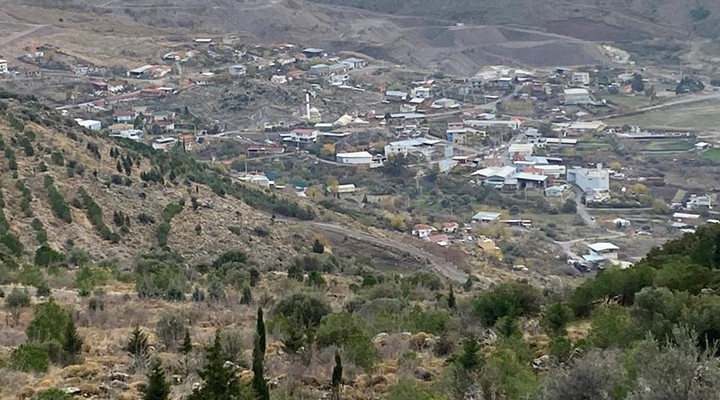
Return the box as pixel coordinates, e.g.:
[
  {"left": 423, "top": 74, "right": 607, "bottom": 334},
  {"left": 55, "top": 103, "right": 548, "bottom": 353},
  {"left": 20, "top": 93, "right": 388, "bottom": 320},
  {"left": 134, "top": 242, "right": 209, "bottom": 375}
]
[
  {"left": 75, "top": 119, "right": 102, "bottom": 131},
  {"left": 568, "top": 165, "right": 610, "bottom": 195},
  {"left": 302, "top": 48, "right": 325, "bottom": 58},
  {"left": 152, "top": 137, "right": 177, "bottom": 151},
  {"left": 155, "top": 120, "right": 175, "bottom": 132},
  {"left": 464, "top": 119, "right": 522, "bottom": 130},
  {"left": 571, "top": 72, "right": 590, "bottom": 86},
  {"left": 471, "top": 166, "right": 517, "bottom": 188},
  {"left": 271, "top": 75, "right": 288, "bottom": 84},
  {"left": 542, "top": 138, "right": 578, "bottom": 147},
  {"left": 472, "top": 211, "right": 501, "bottom": 223},
  {"left": 695, "top": 142, "right": 711, "bottom": 151},
  {"left": 412, "top": 86, "right": 434, "bottom": 99},
  {"left": 514, "top": 173, "right": 548, "bottom": 189},
  {"left": 384, "top": 137, "right": 440, "bottom": 157},
  {"left": 441, "top": 222, "right": 460, "bottom": 233},
  {"left": 107, "top": 81, "right": 125, "bottom": 93},
  {"left": 427, "top": 234, "right": 450, "bottom": 246},
  {"left": 110, "top": 129, "right": 142, "bottom": 141},
  {"left": 336, "top": 151, "right": 373, "bottom": 165},
  {"left": 545, "top": 185, "right": 567, "bottom": 197},
  {"left": 283, "top": 129, "right": 318, "bottom": 144},
  {"left": 328, "top": 184, "right": 357, "bottom": 194},
  {"left": 128, "top": 65, "right": 172, "bottom": 79},
  {"left": 385, "top": 90, "right": 409, "bottom": 102},
  {"left": 412, "top": 224, "right": 437, "bottom": 238},
  {"left": 0, "top": 59, "right": 7, "bottom": 73},
  {"left": 508, "top": 143, "right": 534, "bottom": 158},
  {"left": 562, "top": 88, "right": 593, "bottom": 105},
  {"left": 228, "top": 64, "right": 247, "bottom": 77},
  {"left": 587, "top": 242, "right": 619, "bottom": 260},
  {"left": 446, "top": 127, "right": 481, "bottom": 144},
  {"left": 113, "top": 110, "right": 136, "bottom": 123},
  {"left": 109, "top": 123, "right": 133, "bottom": 133},
  {"left": 687, "top": 194, "right": 712, "bottom": 209},
  {"left": 308, "top": 64, "right": 330, "bottom": 76},
  {"left": 238, "top": 173, "right": 273, "bottom": 188},
  {"left": 672, "top": 212, "right": 702, "bottom": 225},
  {"left": 340, "top": 57, "right": 366, "bottom": 69},
  {"left": 565, "top": 121, "right": 606, "bottom": 136}
]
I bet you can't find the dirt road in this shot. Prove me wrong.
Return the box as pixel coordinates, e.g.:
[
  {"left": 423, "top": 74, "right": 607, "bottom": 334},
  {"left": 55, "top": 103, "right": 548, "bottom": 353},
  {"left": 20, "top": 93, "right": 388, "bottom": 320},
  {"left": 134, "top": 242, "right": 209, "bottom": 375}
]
[{"left": 309, "top": 222, "right": 469, "bottom": 283}]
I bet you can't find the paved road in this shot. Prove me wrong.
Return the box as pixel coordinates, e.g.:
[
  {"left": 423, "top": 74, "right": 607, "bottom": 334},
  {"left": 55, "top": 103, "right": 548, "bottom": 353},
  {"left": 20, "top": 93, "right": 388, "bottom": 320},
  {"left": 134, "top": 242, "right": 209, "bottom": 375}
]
[
  {"left": 309, "top": 222, "right": 469, "bottom": 283},
  {"left": 572, "top": 185, "right": 597, "bottom": 228}
]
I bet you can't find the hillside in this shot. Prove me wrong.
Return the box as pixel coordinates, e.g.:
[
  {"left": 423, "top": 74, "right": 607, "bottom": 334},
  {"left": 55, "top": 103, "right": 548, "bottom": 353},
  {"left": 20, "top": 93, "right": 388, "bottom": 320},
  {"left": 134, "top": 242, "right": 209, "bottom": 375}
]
[
  {"left": 0, "top": 92, "right": 317, "bottom": 267},
  {"left": 307, "top": 0, "right": 720, "bottom": 39}
]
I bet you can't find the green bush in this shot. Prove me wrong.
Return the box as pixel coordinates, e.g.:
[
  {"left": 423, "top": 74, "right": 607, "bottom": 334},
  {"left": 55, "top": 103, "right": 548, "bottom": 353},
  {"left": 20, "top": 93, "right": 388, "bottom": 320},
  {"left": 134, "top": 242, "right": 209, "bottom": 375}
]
[
  {"left": 11, "top": 344, "right": 49, "bottom": 372},
  {"left": 474, "top": 281, "right": 542, "bottom": 326},
  {"left": 44, "top": 176, "right": 72, "bottom": 223}
]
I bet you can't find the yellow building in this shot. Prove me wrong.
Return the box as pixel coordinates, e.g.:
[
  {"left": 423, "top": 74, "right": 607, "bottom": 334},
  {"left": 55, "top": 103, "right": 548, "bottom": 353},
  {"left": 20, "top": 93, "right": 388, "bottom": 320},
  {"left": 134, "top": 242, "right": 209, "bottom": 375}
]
[{"left": 478, "top": 236, "right": 502, "bottom": 260}]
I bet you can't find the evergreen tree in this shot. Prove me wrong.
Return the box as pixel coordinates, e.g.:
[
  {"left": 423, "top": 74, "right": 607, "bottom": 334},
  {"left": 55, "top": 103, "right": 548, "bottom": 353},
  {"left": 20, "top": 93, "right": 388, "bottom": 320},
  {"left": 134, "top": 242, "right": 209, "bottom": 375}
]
[
  {"left": 61, "top": 317, "right": 84, "bottom": 365},
  {"left": 126, "top": 326, "right": 150, "bottom": 361},
  {"left": 331, "top": 351, "right": 343, "bottom": 400},
  {"left": 143, "top": 359, "right": 170, "bottom": 400},
  {"left": 240, "top": 285, "right": 252, "bottom": 305},
  {"left": 188, "top": 332, "right": 252, "bottom": 400},
  {"left": 252, "top": 307, "right": 270, "bottom": 400},
  {"left": 447, "top": 286, "right": 456, "bottom": 309},
  {"left": 257, "top": 307, "right": 266, "bottom": 355},
  {"left": 180, "top": 329, "right": 192, "bottom": 355},
  {"left": 457, "top": 336, "right": 481, "bottom": 372}
]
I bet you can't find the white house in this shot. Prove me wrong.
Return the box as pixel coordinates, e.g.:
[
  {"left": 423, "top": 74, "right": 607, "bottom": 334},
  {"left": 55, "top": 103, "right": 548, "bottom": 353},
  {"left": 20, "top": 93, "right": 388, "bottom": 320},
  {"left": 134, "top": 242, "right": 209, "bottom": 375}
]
[
  {"left": 75, "top": 119, "right": 102, "bottom": 131},
  {"left": 441, "top": 222, "right": 460, "bottom": 233},
  {"left": 687, "top": 194, "right": 712, "bottom": 209},
  {"left": 508, "top": 143, "right": 534, "bottom": 158},
  {"left": 328, "top": 184, "right": 357, "bottom": 194},
  {"left": 587, "top": 242, "right": 619, "bottom": 260},
  {"left": 283, "top": 129, "right": 318, "bottom": 144},
  {"left": 472, "top": 211, "right": 501, "bottom": 223},
  {"left": 545, "top": 185, "right": 567, "bottom": 197},
  {"left": 152, "top": 137, "right": 178, "bottom": 151},
  {"left": 0, "top": 59, "right": 8, "bottom": 74},
  {"left": 568, "top": 165, "right": 609, "bottom": 195},
  {"left": 336, "top": 151, "right": 373, "bottom": 165},
  {"left": 412, "top": 224, "right": 437, "bottom": 238},
  {"left": 340, "top": 57, "right": 366, "bottom": 69},
  {"left": 571, "top": 72, "right": 590, "bottom": 86}
]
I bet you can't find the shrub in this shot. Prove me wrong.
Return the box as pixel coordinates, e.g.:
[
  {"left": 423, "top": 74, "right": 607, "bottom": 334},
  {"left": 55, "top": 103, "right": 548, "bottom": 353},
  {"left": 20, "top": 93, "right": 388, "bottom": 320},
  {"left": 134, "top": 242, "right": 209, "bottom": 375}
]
[
  {"left": 44, "top": 176, "right": 72, "bottom": 223},
  {"left": 156, "top": 313, "right": 186, "bottom": 351},
  {"left": 11, "top": 344, "right": 49, "bottom": 372},
  {"left": 474, "top": 281, "right": 542, "bottom": 326}
]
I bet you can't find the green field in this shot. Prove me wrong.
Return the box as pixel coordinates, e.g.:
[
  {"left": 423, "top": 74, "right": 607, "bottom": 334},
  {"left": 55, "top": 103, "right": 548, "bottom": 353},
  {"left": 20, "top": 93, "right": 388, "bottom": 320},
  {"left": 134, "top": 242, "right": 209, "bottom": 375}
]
[
  {"left": 703, "top": 148, "right": 720, "bottom": 163},
  {"left": 640, "top": 139, "right": 695, "bottom": 152},
  {"left": 610, "top": 103, "right": 720, "bottom": 131}
]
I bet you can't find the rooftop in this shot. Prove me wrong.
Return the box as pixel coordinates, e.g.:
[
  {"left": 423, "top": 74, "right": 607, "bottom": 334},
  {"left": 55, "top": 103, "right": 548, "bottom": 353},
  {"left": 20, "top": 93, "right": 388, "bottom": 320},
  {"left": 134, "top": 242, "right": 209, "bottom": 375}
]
[
  {"left": 514, "top": 172, "right": 548, "bottom": 182},
  {"left": 588, "top": 242, "right": 620, "bottom": 252},
  {"left": 471, "top": 166, "right": 516, "bottom": 179},
  {"left": 336, "top": 151, "right": 373, "bottom": 158},
  {"left": 472, "top": 211, "right": 502, "bottom": 221},
  {"left": 564, "top": 88, "right": 590, "bottom": 95},
  {"left": 673, "top": 212, "right": 701, "bottom": 219}
]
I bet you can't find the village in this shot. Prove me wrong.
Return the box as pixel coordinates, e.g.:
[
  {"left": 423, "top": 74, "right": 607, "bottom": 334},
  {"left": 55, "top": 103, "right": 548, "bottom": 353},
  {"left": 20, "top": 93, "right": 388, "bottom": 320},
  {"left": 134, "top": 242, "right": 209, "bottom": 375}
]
[{"left": 2, "top": 33, "right": 720, "bottom": 277}]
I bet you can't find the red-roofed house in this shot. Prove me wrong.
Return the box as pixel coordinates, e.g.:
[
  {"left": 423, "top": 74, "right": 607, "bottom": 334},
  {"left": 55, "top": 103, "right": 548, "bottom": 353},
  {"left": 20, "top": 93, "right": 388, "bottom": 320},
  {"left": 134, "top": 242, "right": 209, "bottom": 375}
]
[
  {"left": 113, "top": 109, "right": 137, "bottom": 123},
  {"left": 441, "top": 222, "right": 460, "bottom": 233},
  {"left": 412, "top": 224, "right": 437, "bottom": 238}
]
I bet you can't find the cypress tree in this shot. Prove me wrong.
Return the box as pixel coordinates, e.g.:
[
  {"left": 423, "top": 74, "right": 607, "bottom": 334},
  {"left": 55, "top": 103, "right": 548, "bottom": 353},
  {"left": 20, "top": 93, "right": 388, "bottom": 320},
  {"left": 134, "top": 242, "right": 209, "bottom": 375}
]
[
  {"left": 447, "top": 286, "right": 456, "bottom": 309},
  {"left": 126, "top": 326, "right": 150, "bottom": 360},
  {"left": 61, "top": 317, "right": 84, "bottom": 365},
  {"left": 331, "top": 351, "right": 343, "bottom": 400},
  {"left": 252, "top": 307, "right": 269, "bottom": 400},
  {"left": 180, "top": 329, "right": 192, "bottom": 355},
  {"left": 143, "top": 359, "right": 170, "bottom": 400}
]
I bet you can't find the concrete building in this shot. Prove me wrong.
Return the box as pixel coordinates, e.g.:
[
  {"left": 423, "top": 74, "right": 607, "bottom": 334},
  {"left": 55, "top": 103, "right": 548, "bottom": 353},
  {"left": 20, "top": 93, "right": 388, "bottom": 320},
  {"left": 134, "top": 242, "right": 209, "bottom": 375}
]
[
  {"left": 571, "top": 72, "right": 590, "bottom": 86},
  {"left": 228, "top": 64, "right": 247, "bottom": 76},
  {"left": 562, "top": 88, "right": 593, "bottom": 105},
  {"left": 283, "top": 129, "right": 318, "bottom": 145},
  {"left": 568, "top": 164, "right": 610, "bottom": 195},
  {"left": 687, "top": 194, "right": 712, "bottom": 209},
  {"left": 472, "top": 211, "right": 502, "bottom": 223},
  {"left": 508, "top": 143, "right": 534, "bottom": 158},
  {"left": 565, "top": 121, "right": 606, "bottom": 136},
  {"left": 0, "top": 59, "right": 7, "bottom": 74},
  {"left": 384, "top": 137, "right": 440, "bottom": 157},
  {"left": 75, "top": 118, "right": 102, "bottom": 131},
  {"left": 336, "top": 151, "right": 373, "bottom": 165},
  {"left": 587, "top": 242, "right": 619, "bottom": 260},
  {"left": 340, "top": 57, "right": 366, "bottom": 69}
]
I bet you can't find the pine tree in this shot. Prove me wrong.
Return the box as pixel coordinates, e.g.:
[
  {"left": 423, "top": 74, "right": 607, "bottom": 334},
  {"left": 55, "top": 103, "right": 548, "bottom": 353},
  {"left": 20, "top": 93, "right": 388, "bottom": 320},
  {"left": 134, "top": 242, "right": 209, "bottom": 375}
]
[
  {"left": 126, "top": 326, "right": 150, "bottom": 360},
  {"left": 61, "top": 317, "right": 84, "bottom": 365},
  {"left": 188, "top": 332, "right": 252, "bottom": 400},
  {"left": 252, "top": 307, "right": 270, "bottom": 400},
  {"left": 447, "top": 286, "right": 456, "bottom": 310},
  {"left": 457, "top": 336, "right": 481, "bottom": 372},
  {"left": 331, "top": 351, "right": 343, "bottom": 400},
  {"left": 180, "top": 329, "right": 192, "bottom": 355},
  {"left": 240, "top": 285, "right": 252, "bottom": 305},
  {"left": 143, "top": 359, "right": 170, "bottom": 400}
]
